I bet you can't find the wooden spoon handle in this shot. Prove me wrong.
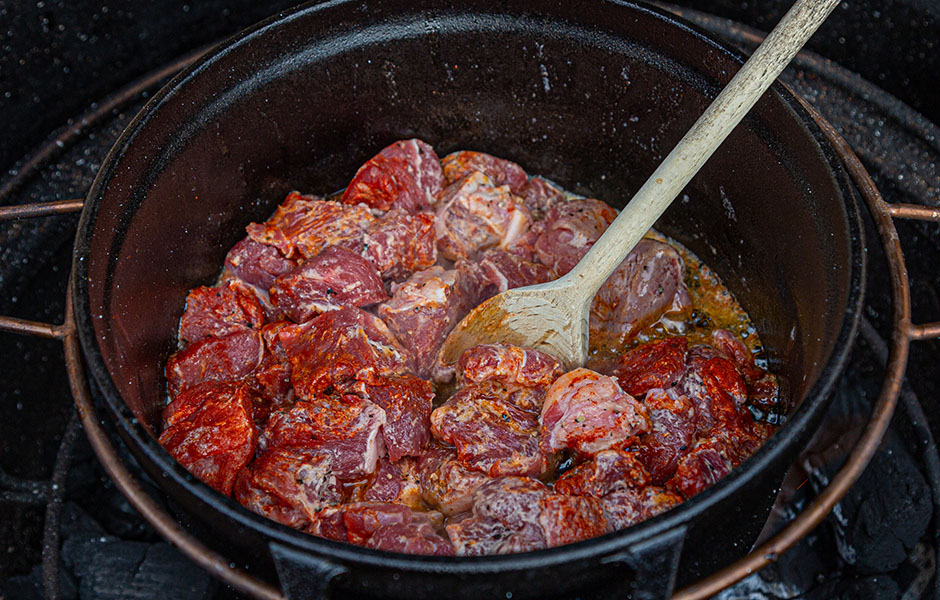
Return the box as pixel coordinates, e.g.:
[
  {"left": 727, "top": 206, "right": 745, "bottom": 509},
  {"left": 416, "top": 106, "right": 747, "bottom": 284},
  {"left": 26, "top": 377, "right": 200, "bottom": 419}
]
[{"left": 563, "top": 0, "right": 841, "bottom": 298}]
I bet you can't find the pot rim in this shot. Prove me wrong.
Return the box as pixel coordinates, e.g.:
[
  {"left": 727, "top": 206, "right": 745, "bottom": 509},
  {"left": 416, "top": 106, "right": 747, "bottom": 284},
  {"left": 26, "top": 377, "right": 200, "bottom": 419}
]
[{"left": 71, "top": 0, "right": 865, "bottom": 572}]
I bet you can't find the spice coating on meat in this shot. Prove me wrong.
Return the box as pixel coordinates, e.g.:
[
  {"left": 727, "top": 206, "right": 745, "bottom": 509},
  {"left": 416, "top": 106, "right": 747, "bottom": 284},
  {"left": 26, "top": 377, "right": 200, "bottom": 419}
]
[
  {"left": 262, "top": 395, "right": 387, "bottom": 480},
  {"left": 434, "top": 172, "right": 533, "bottom": 261},
  {"left": 362, "top": 455, "right": 424, "bottom": 509},
  {"left": 158, "top": 383, "right": 258, "bottom": 495},
  {"left": 554, "top": 449, "right": 649, "bottom": 497},
  {"left": 457, "top": 344, "right": 564, "bottom": 394},
  {"left": 534, "top": 198, "right": 617, "bottom": 276},
  {"left": 590, "top": 239, "right": 691, "bottom": 349},
  {"left": 520, "top": 177, "right": 567, "bottom": 219},
  {"left": 632, "top": 388, "right": 696, "bottom": 485},
  {"left": 247, "top": 191, "right": 375, "bottom": 260},
  {"left": 415, "top": 445, "right": 490, "bottom": 517},
  {"left": 178, "top": 279, "right": 266, "bottom": 346},
  {"left": 611, "top": 337, "right": 689, "bottom": 397},
  {"left": 269, "top": 246, "right": 388, "bottom": 323},
  {"left": 233, "top": 448, "right": 341, "bottom": 529},
  {"left": 362, "top": 209, "right": 437, "bottom": 281},
  {"left": 442, "top": 150, "right": 529, "bottom": 195},
  {"left": 342, "top": 139, "right": 445, "bottom": 213},
  {"left": 538, "top": 494, "right": 610, "bottom": 547},
  {"left": 540, "top": 368, "right": 650, "bottom": 457},
  {"left": 165, "top": 330, "right": 265, "bottom": 398},
  {"left": 431, "top": 381, "right": 548, "bottom": 478},
  {"left": 278, "top": 307, "right": 414, "bottom": 398},
  {"left": 347, "top": 375, "right": 434, "bottom": 462}
]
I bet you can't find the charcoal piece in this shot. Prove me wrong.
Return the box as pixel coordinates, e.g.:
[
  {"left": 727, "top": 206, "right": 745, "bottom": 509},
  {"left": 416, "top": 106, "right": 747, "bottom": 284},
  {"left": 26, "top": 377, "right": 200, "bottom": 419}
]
[
  {"left": 831, "top": 432, "right": 931, "bottom": 574},
  {"left": 64, "top": 539, "right": 211, "bottom": 600},
  {"left": 1, "top": 563, "right": 78, "bottom": 600},
  {"left": 831, "top": 575, "right": 900, "bottom": 600}
]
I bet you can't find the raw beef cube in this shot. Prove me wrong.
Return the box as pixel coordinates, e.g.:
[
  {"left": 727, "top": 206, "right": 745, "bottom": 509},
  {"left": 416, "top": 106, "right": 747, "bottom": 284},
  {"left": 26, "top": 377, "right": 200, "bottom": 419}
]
[
  {"left": 307, "top": 506, "right": 348, "bottom": 541},
  {"left": 342, "top": 502, "right": 416, "bottom": 544},
  {"left": 457, "top": 344, "right": 563, "bottom": 396},
  {"left": 678, "top": 347, "right": 750, "bottom": 437},
  {"left": 366, "top": 518, "right": 456, "bottom": 556},
  {"left": 538, "top": 494, "right": 610, "bottom": 547},
  {"left": 454, "top": 249, "right": 553, "bottom": 307},
  {"left": 165, "top": 330, "right": 265, "bottom": 398},
  {"left": 610, "top": 337, "right": 689, "bottom": 397},
  {"left": 602, "top": 487, "right": 683, "bottom": 530},
  {"left": 521, "top": 177, "right": 567, "bottom": 219},
  {"left": 431, "top": 381, "right": 548, "bottom": 478},
  {"left": 342, "top": 139, "right": 445, "bottom": 213},
  {"left": 270, "top": 246, "right": 388, "bottom": 323},
  {"left": 233, "top": 448, "right": 341, "bottom": 529},
  {"left": 251, "top": 321, "right": 295, "bottom": 416},
  {"left": 441, "top": 150, "right": 528, "bottom": 194},
  {"left": 247, "top": 192, "right": 374, "bottom": 260},
  {"left": 710, "top": 329, "right": 779, "bottom": 413},
  {"left": 279, "top": 307, "right": 414, "bottom": 398},
  {"left": 348, "top": 375, "right": 434, "bottom": 462},
  {"left": 534, "top": 198, "right": 617, "bottom": 275},
  {"left": 224, "top": 236, "right": 298, "bottom": 291},
  {"left": 667, "top": 436, "right": 740, "bottom": 498},
  {"left": 632, "top": 388, "right": 696, "bottom": 485},
  {"left": 262, "top": 395, "right": 387, "bottom": 480},
  {"left": 445, "top": 477, "right": 549, "bottom": 556},
  {"left": 415, "top": 445, "right": 490, "bottom": 516},
  {"left": 590, "top": 239, "right": 691, "bottom": 349},
  {"left": 362, "top": 209, "right": 437, "bottom": 281},
  {"left": 158, "top": 383, "right": 258, "bottom": 495},
  {"left": 377, "top": 267, "right": 465, "bottom": 378},
  {"left": 162, "top": 381, "right": 247, "bottom": 429},
  {"left": 553, "top": 449, "right": 649, "bottom": 497},
  {"left": 540, "top": 368, "right": 650, "bottom": 456},
  {"left": 178, "top": 279, "right": 265, "bottom": 346},
  {"left": 362, "top": 455, "right": 423, "bottom": 509},
  {"left": 434, "top": 172, "right": 533, "bottom": 261}
]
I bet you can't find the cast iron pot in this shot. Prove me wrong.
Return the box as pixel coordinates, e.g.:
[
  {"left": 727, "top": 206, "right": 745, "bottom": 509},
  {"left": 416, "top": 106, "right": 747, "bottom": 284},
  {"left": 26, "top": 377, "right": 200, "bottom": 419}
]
[{"left": 73, "top": 0, "right": 865, "bottom": 598}]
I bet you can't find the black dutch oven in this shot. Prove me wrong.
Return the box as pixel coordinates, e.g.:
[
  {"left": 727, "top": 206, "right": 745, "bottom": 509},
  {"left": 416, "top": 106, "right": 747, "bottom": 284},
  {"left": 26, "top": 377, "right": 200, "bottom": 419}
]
[{"left": 72, "top": 0, "right": 865, "bottom": 598}]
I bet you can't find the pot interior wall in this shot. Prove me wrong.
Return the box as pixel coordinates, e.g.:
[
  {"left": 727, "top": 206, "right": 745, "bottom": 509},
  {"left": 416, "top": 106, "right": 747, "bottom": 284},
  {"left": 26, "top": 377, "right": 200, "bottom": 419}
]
[{"left": 80, "top": 0, "right": 852, "bottom": 442}]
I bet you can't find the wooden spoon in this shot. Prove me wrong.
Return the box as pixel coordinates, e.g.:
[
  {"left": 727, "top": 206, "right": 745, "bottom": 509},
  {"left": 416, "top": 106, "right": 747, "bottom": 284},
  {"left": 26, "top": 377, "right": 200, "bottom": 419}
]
[{"left": 439, "top": 0, "right": 841, "bottom": 371}]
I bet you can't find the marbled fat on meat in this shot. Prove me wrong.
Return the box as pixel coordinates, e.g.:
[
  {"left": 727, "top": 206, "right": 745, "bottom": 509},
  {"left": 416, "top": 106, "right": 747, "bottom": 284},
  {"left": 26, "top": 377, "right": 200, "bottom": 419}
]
[
  {"left": 457, "top": 344, "right": 563, "bottom": 394},
  {"left": 520, "top": 177, "right": 567, "bottom": 219},
  {"left": 435, "top": 172, "right": 533, "bottom": 261},
  {"left": 534, "top": 198, "right": 617, "bottom": 275},
  {"left": 362, "top": 455, "right": 424, "bottom": 509},
  {"left": 178, "top": 279, "right": 265, "bottom": 346},
  {"left": 415, "top": 445, "right": 490, "bottom": 516},
  {"left": 224, "top": 236, "right": 298, "bottom": 291},
  {"left": 247, "top": 192, "right": 374, "bottom": 260},
  {"left": 632, "top": 388, "right": 696, "bottom": 485},
  {"left": 540, "top": 368, "right": 650, "bottom": 456},
  {"left": 342, "top": 139, "right": 445, "bottom": 213},
  {"left": 553, "top": 449, "right": 649, "bottom": 497},
  {"left": 233, "top": 447, "right": 341, "bottom": 529},
  {"left": 347, "top": 375, "right": 434, "bottom": 462},
  {"left": 431, "top": 381, "right": 549, "bottom": 478},
  {"left": 261, "top": 394, "right": 386, "bottom": 480},
  {"left": 538, "top": 494, "right": 610, "bottom": 547},
  {"left": 590, "top": 239, "right": 691, "bottom": 349},
  {"left": 446, "top": 477, "right": 549, "bottom": 555},
  {"left": 278, "top": 307, "right": 414, "bottom": 398},
  {"left": 441, "top": 150, "right": 528, "bottom": 194},
  {"left": 158, "top": 383, "right": 258, "bottom": 495},
  {"left": 602, "top": 487, "right": 683, "bottom": 530},
  {"left": 362, "top": 209, "right": 437, "bottom": 281},
  {"left": 269, "top": 246, "right": 388, "bottom": 323}
]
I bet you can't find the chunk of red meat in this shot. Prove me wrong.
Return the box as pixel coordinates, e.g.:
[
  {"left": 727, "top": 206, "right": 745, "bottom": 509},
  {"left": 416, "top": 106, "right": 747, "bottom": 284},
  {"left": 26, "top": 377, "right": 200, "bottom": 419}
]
[
  {"left": 158, "top": 383, "right": 258, "bottom": 495},
  {"left": 667, "top": 436, "right": 741, "bottom": 498},
  {"left": 457, "top": 344, "right": 563, "bottom": 396},
  {"left": 233, "top": 448, "right": 341, "bottom": 529},
  {"left": 520, "top": 177, "right": 567, "bottom": 220},
  {"left": 251, "top": 321, "right": 294, "bottom": 416},
  {"left": 162, "top": 381, "right": 246, "bottom": 429},
  {"left": 348, "top": 375, "right": 434, "bottom": 462},
  {"left": 441, "top": 150, "right": 528, "bottom": 195},
  {"left": 434, "top": 172, "right": 532, "bottom": 261},
  {"left": 602, "top": 487, "right": 683, "bottom": 530},
  {"left": 247, "top": 192, "right": 374, "bottom": 260},
  {"left": 362, "top": 209, "right": 437, "bottom": 281},
  {"left": 165, "top": 330, "right": 265, "bottom": 398},
  {"left": 377, "top": 267, "right": 467, "bottom": 378},
  {"left": 554, "top": 449, "right": 649, "bottom": 497},
  {"left": 534, "top": 198, "right": 617, "bottom": 276},
  {"left": 366, "top": 519, "right": 456, "bottom": 556},
  {"left": 307, "top": 506, "right": 347, "bottom": 541},
  {"left": 431, "top": 381, "right": 548, "bottom": 478},
  {"left": 224, "top": 236, "right": 298, "bottom": 291},
  {"left": 262, "top": 395, "right": 386, "bottom": 480},
  {"left": 342, "top": 139, "right": 445, "bottom": 213},
  {"left": 178, "top": 279, "right": 265, "bottom": 346},
  {"left": 538, "top": 494, "right": 610, "bottom": 547},
  {"left": 710, "top": 329, "right": 779, "bottom": 413},
  {"left": 611, "top": 337, "right": 689, "bottom": 397},
  {"left": 342, "top": 502, "right": 416, "bottom": 544},
  {"left": 540, "top": 369, "right": 650, "bottom": 457},
  {"left": 590, "top": 239, "right": 691, "bottom": 349},
  {"left": 362, "top": 455, "right": 423, "bottom": 509},
  {"left": 445, "top": 477, "right": 549, "bottom": 556},
  {"left": 678, "top": 347, "right": 750, "bottom": 437},
  {"left": 270, "top": 246, "right": 388, "bottom": 323},
  {"left": 415, "top": 445, "right": 490, "bottom": 516},
  {"left": 279, "top": 307, "right": 414, "bottom": 398},
  {"left": 633, "top": 388, "right": 696, "bottom": 485},
  {"left": 454, "top": 249, "right": 553, "bottom": 308}
]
